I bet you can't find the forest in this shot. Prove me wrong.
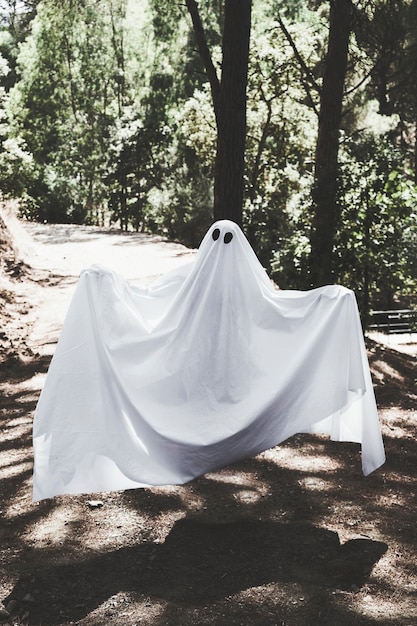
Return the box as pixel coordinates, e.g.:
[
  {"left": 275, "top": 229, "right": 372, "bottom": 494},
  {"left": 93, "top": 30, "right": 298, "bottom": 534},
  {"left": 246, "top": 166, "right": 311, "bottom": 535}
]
[
  {"left": 1, "top": 0, "right": 417, "bottom": 322},
  {"left": 1, "top": 4, "right": 417, "bottom": 624}
]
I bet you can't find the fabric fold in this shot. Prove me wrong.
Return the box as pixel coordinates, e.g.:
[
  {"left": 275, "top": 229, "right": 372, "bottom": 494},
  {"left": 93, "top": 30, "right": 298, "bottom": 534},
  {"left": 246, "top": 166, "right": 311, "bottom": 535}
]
[{"left": 33, "top": 220, "right": 385, "bottom": 500}]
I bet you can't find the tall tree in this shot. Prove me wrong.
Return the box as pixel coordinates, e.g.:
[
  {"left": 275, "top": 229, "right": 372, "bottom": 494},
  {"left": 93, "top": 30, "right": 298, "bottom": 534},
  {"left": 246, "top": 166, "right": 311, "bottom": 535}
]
[
  {"left": 354, "top": 0, "right": 417, "bottom": 179},
  {"left": 309, "top": 0, "right": 352, "bottom": 286},
  {"left": 7, "top": 0, "right": 126, "bottom": 222},
  {"left": 186, "top": 0, "right": 252, "bottom": 225}
]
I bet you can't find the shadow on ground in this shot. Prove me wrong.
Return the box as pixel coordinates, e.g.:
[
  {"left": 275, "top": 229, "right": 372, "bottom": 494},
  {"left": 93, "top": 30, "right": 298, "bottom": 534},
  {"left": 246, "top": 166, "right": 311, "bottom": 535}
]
[{"left": 5, "top": 518, "right": 387, "bottom": 625}]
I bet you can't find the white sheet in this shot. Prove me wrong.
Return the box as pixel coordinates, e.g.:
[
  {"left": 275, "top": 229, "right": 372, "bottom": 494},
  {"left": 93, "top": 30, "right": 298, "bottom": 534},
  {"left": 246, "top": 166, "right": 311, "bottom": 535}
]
[{"left": 32, "top": 220, "right": 385, "bottom": 500}]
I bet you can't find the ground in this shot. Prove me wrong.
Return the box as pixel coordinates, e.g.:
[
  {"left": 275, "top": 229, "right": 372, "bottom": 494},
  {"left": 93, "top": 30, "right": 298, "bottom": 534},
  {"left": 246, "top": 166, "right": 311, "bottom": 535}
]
[{"left": 0, "top": 202, "right": 416, "bottom": 626}]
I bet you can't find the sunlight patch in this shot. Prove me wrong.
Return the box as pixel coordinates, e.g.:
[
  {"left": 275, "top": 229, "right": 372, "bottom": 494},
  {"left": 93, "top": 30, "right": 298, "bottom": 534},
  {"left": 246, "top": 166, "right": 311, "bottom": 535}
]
[
  {"left": 150, "top": 484, "right": 181, "bottom": 495},
  {"left": 82, "top": 506, "right": 148, "bottom": 550},
  {"left": 89, "top": 593, "right": 166, "bottom": 624},
  {"left": 382, "top": 407, "right": 417, "bottom": 439},
  {"left": 297, "top": 476, "right": 333, "bottom": 491},
  {"left": 205, "top": 469, "right": 261, "bottom": 486},
  {"left": 353, "top": 592, "right": 417, "bottom": 623},
  {"left": 260, "top": 446, "right": 342, "bottom": 472},
  {"left": 18, "top": 372, "right": 45, "bottom": 392},
  {"left": 372, "top": 359, "right": 405, "bottom": 383},
  {"left": 233, "top": 489, "right": 264, "bottom": 504},
  {"left": 179, "top": 486, "right": 206, "bottom": 511},
  {"left": 204, "top": 469, "right": 270, "bottom": 504},
  {"left": 375, "top": 491, "right": 411, "bottom": 508},
  {"left": 3, "top": 416, "right": 32, "bottom": 431},
  {"left": 23, "top": 505, "right": 78, "bottom": 545},
  {"left": 1, "top": 459, "right": 32, "bottom": 478}
]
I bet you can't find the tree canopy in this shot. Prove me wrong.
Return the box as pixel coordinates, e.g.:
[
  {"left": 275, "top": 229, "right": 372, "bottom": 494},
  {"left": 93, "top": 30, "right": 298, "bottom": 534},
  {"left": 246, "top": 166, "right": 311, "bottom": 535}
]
[{"left": 0, "top": 0, "right": 416, "bottom": 320}]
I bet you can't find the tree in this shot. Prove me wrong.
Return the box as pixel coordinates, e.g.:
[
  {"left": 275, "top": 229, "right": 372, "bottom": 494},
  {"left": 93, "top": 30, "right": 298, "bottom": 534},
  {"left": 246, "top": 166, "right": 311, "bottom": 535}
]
[
  {"left": 337, "top": 133, "right": 417, "bottom": 321},
  {"left": 309, "top": 0, "right": 352, "bottom": 286},
  {"left": 7, "top": 0, "right": 127, "bottom": 222},
  {"left": 186, "top": 0, "right": 252, "bottom": 225},
  {"left": 354, "top": 0, "right": 417, "bottom": 178}
]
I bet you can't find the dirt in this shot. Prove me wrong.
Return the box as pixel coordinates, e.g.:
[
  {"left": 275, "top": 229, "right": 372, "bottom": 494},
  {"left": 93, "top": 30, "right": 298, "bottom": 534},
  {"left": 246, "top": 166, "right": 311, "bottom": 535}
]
[{"left": 1, "top": 202, "right": 417, "bottom": 626}]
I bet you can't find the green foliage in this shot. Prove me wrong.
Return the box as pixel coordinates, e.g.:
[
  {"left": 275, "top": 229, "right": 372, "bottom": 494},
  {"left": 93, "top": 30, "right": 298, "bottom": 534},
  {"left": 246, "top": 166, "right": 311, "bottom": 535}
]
[
  {"left": 243, "top": 19, "right": 320, "bottom": 276},
  {"left": 0, "top": 0, "right": 416, "bottom": 318},
  {"left": 353, "top": 0, "right": 417, "bottom": 168},
  {"left": 128, "top": 86, "right": 214, "bottom": 246},
  {"left": 107, "top": 108, "right": 172, "bottom": 231},
  {"left": 5, "top": 0, "right": 131, "bottom": 221},
  {"left": 336, "top": 133, "right": 417, "bottom": 320}
]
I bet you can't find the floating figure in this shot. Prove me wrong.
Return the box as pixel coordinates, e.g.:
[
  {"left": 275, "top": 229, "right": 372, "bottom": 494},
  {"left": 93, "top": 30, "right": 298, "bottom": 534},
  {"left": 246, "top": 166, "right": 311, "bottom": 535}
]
[{"left": 33, "top": 220, "right": 385, "bottom": 500}]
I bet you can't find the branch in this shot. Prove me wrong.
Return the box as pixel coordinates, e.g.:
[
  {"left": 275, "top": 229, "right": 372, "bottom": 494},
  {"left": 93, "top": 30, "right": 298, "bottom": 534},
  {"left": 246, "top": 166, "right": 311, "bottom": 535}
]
[
  {"left": 185, "top": 0, "right": 221, "bottom": 109},
  {"left": 344, "top": 67, "right": 372, "bottom": 96},
  {"left": 276, "top": 15, "right": 320, "bottom": 115}
]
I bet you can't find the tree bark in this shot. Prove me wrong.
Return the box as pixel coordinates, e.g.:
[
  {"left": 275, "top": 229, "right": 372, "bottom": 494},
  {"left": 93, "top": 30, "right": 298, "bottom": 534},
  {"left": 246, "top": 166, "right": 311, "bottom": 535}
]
[
  {"left": 213, "top": 0, "right": 251, "bottom": 225},
  {"left": 309, "top": 0, "right": 352, "bottom": 286},
  {"left": 186, "top": 0, "right": 251, "bottom": 226}
]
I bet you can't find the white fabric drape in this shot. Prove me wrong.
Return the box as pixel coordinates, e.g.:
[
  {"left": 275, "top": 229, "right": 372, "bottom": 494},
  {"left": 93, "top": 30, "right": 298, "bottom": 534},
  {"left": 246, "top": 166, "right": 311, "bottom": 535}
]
[{"left": 33, "top": 220, "right": 385, "bottom": 501}]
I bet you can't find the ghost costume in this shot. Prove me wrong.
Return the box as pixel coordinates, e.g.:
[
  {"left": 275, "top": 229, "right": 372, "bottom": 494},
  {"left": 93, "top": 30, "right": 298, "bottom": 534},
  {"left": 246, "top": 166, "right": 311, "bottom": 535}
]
[{"left": 32, "top": 220, "right": 385, "bottom": 501}]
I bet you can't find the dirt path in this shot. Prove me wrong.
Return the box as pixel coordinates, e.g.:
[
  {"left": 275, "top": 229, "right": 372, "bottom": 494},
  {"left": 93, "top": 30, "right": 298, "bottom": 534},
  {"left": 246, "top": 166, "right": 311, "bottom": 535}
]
[
  {"left": 1, "top": 204, "right": 417, "bottom": 625},
  {"left": 0, "top": 202, "right": 196, "bottom": 359}
]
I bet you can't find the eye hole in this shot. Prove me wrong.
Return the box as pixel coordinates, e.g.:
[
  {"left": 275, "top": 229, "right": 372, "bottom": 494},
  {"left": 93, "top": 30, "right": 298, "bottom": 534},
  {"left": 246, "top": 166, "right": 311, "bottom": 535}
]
[
  {"left": 224, "top": 232, "right": 233, "bottom": 244},
  {"left": 212, "top": 228, "right": 220, "bottom": 241}
]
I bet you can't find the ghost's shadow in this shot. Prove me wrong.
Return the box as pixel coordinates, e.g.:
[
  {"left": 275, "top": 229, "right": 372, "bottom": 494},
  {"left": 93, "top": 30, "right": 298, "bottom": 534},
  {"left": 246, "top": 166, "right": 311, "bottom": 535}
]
[
  {"left": 149, "top": 519, "right": 387, "bottom": 603},
  {"left": 7, "top": 519, "right": 387, "bottom": 624}
]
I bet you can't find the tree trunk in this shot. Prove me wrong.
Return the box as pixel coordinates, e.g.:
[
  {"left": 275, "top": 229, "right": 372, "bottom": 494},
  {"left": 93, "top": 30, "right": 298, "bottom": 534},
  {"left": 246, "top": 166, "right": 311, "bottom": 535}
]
[
  {"left": 309, "top": 0, "right": 352, "bottom": 286},
  {"left": 186, "top": 0, "right": 251, "bottom": 226},
  {"left": 213, "top": 0, "right": 251, "bottom": 225}
]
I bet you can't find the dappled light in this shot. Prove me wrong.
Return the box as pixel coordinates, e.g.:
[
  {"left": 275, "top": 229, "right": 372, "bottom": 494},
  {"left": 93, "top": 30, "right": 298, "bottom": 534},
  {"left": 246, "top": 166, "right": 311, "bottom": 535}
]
[
  {"left": 1, "top": 458, "right": 32, "bottom": 480},
  {"left": 1, "top": 347, "right": 416, "bottom": 624},
  {"left": 381, "top": 407, "right": 417, "bottom": 440},
  {"left": 368, "top": 339, "right": 417, "bottom": 410},
  {"left": 372, "top": 359, "right": 406, "bottom": 384},
  {"left": 1, "top": 0, "right": 417, "bottom": 620},
  {"left": 24, "top": 506, "right": 79, "bottom": 548},
  {"left": 261, "top": 441, "right": 343, "bottom": 473},
  {"left": 199, "top": 470, "right": 271, "bottom": 506},
  {"left": 297, "top": 476, "right": 334, "bottom": 493},
  {"left": 1, "top": 207, "right": 417, "bottom": 624}
]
